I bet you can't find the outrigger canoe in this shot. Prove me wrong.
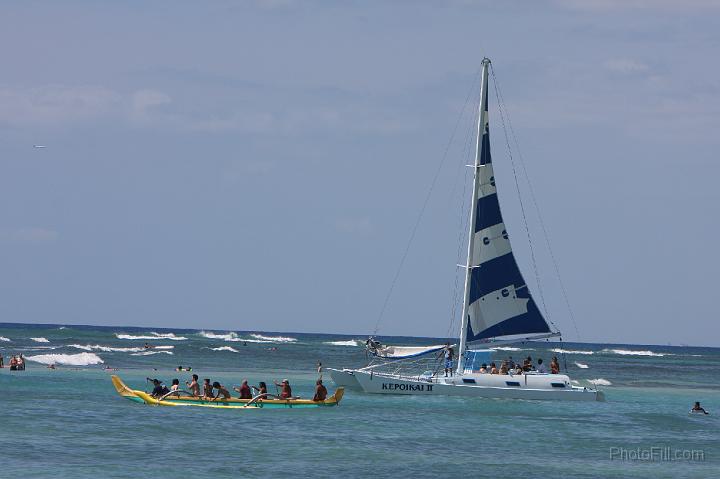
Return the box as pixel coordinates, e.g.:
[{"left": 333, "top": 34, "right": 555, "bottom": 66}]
[{"left": 111, "top": 376, "right": 344, "bottom": 409}]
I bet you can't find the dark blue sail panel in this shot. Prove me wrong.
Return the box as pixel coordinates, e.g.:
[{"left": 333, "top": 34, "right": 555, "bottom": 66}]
[
  {"left": 465, "top": 252, "right": 551, "bottom": 342},
  {"left": 479, "top": 126, "right": 491, "bottom": 165},
  {"left": 468, "top": 252, "right": 524, "bottom": 303},
  {"left": 475, "top": 193, "right": 503, "bottom": 232},
  {"left": 466, "top": 298, "right": 550, "bottom": 341}
]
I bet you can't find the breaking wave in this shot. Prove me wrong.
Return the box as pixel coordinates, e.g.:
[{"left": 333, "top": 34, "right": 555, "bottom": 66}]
[
  {"left": 602, "top": 349, "right": 666, "bottom": 357},
  {"left": 210, "top": 346, "right": 239, "bottom": 353},
  {"left": 31, "top": 337, "right": 50, "bottom": 343},
  {"left": 490, "top": 347, "right": 530, "bottom": 352},
  {"left": 249, "top": 334, "right": 296, "bottom": 343},
  {"left": 26, "top": 352, "right": 103, "bottom": 366},
  {"left": 0, "top": 336, "right": 10, "bottom": 342},
  {"left": 115, "top": 332, "right": 187, "bottom": 341},
  {"left": 587, "top": 378, "right": 612, "bottom": 386},
  {"left": 130, "top": 350, "right": 174, "bottom": 356},
  {"left": 69, "top": 344, "right": 144, "bottom": 352},
  {"left": 551, "top": 348, "right": 594, "bottom": 355},
  {"left": 199, "top": 331, "right": 238, "bottom": 340},
  {"left": 324, "top": 340, "right": 361, "bottom": 347},
  {"left": 574, "top": 362, "right": 589, "bottom": 369}
]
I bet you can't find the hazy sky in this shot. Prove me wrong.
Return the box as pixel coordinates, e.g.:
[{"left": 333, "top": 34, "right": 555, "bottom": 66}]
[{"left": 1, "top": 1, "right": 719, "bottom": 346}]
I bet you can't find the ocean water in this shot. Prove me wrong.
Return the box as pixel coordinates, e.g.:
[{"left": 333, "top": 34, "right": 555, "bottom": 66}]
[{"left": 0, "top": 323, "right": 717, "bottom": 479}]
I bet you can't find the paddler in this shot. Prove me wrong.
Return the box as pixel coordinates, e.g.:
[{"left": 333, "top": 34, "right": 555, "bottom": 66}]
[
  {"left": 274, "top": 379, "right": 293, "bottom": 399},
  {"left": 185, "top": 374, "right": 200, "bottom": 396},
  {"left": 233, "top": 380, "right": 252, "bottom": 399},
  {"left": 313, "top": 379, "right": 328, "bottom": 401},
  {"left": 211, "top": 381, "right": 231, "bottom": 400}
]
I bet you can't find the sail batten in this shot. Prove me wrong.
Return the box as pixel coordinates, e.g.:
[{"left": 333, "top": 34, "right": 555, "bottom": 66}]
[{"left": 460, "top": 59, "right": 553, "bottom": 345}]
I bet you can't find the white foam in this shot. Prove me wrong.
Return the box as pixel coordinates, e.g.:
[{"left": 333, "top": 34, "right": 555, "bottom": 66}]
[
  {"left": 0, "top": 336, "right": 10, "bottom": 342},
  {"left": 587, "top": 378, "right": 612, "bottom": 386},
  {"left": 130, "top": 350, "right": 174, "bottom": 356},
  {"left": 26, "top": 352, "right": 103, "bottom": 366},
  {"left": 68, "top": 344, "right": 143, "bottom": 352},
  {"left": 115, "top": 332, "right": 187, "bottom": 341},
  {"left": 574, "top": 362, "right": 589, "bottom": 369},
  {"left": 490, "top": 347, "right": 528, "bottom": 351},
  {"left": 249, "top": 333, "right": 296, "bottom": 343},
  {"left": 210, "top": 346, "right": 239, "bottom": 353},
  {"left": 154, "top": 345, "right": 174, "bottom": 350},
  {"left": 150, "top": 332, "right": 187, "bottom": 341},
  {"left": 226, "top": 338, "right": 272, "bottom": 343},
  {"left": 31, "top": 337, "right": 50, "bottom": 343},
  {"left": 199, "top": 331, "right": 238, "bottom": 340},
  {"left": 551, "top": 348, "right": 594, "bottom": 355},
  {"left": 602, "top": 348, "right": 666, "bottom": 357},
  {"left": 324, "top": 340, "right": 361, "bottom": 347}
]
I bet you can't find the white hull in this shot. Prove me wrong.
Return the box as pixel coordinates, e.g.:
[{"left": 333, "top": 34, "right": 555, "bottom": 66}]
[
  {"left": 349, "top": 370, "right": 604, "bottom": 402},
  {"left": 327, "top": 368, "right": 364, "bottom": 391}
]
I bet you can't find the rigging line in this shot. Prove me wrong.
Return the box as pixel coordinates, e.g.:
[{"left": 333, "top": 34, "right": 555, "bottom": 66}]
[
  {"left": 489, "top": 65, "right": 554, "bottom": 331},
  {"left": 490, "top": 66, "right": 581, "bottom": 342},
  {"left": 372, "top": 66, "right": 483, "bottom": 335}
]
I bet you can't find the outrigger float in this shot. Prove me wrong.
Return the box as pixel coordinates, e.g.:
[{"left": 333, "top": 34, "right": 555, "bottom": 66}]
[{"left": 111, "top": 376, "right": 344, "bottom": 409}]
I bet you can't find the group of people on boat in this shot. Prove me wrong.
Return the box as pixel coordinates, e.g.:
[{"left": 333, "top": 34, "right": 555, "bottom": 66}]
[
  {"left": 474, "top": 355, "right": 560, "bottom": 375},
  {"left": 147, "top": 374, "right": 329, "bottom": 402},
  {"left": 0, "top": 353, "right": 25, "bottom": 371}
]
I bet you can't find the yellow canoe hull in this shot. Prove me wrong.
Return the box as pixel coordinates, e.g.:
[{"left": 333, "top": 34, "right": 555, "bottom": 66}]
[{"left": 111, "top": 375, "right": 344, "bottom": 409}]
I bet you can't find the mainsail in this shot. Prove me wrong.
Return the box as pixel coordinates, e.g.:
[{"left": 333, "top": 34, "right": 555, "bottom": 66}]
[{"left": 460, "top": 59, "right": 553, "bottom": 346}]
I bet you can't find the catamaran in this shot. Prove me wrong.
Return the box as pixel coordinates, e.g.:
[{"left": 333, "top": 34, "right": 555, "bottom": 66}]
[{"left": 330, "top": 59, "right": 603, "bottom": 401}]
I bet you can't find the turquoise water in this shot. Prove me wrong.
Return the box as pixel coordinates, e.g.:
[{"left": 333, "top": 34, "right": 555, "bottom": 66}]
[{"left": 1, "top": 323, "right": 717, "bottom": 478}]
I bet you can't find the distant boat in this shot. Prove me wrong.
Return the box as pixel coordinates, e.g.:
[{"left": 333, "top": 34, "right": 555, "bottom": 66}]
[
  {"left": 33, "top": 145, "right": 46, "bottom": 149},
  {"left": 330, "top": 59, "right": 603, "bottom": 401}
]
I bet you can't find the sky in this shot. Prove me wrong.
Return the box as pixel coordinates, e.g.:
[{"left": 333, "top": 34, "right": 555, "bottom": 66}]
[{"left": 1, "top": 1, "right": 719, "bottom": 346}]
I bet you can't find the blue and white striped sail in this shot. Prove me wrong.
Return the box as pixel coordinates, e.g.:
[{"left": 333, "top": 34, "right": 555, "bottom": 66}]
[{"left": 463, "top": 60, "right": 553, "bottom": 343}]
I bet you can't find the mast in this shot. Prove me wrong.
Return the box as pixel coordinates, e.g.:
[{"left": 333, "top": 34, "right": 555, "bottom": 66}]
[{"left": 456, "top": 58, "right": 491, "bottom": 374}]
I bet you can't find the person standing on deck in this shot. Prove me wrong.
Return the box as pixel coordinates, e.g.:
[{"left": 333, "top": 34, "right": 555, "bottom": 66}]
[{"left": 443, "top": 344, "right": 455, "bottom": 377}]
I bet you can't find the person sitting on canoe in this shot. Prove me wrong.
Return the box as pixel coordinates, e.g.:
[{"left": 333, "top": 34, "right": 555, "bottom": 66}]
[
  {"left": 149, "top": 379, "right": 169, "bottom": 398},
  {"left": 211, "top": 381, "right": 231, "bottom": 400},
  {"left": 252, "top": 382, "right": 268, "bottom": 398},
  {"left": 514, "top": 364, "right": 524, "bottom": 375},
  {"left": 233, "top": 380, "right": 252, "bottom": 399},
  {"left": 274, "top": 379, "right": 293, "bottom": 399},
  {"left": 313, "top": 379, "right": 328, "bottom": 402},
  {"left": 499, "top": 361, "right": 509, "bottom": 375},
  {"left": 692, "top": 402, "right": 709, "bottom": 415},
  {"left": 489, "top": 362, "right": 498, "bottom": 374},
  {"left": 202, "top": 378, "right": 213, "bottom": 399},
  {"left": 170, "top": 378, "right": 180, "bottom": 392},
  {"left": 186, "top": 374, "right": 200, "bottom": 396},
  {"left": 479, "top": 363, "right": 488, "bottom": 373}
]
